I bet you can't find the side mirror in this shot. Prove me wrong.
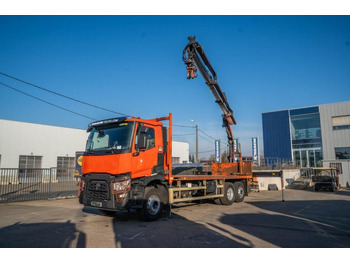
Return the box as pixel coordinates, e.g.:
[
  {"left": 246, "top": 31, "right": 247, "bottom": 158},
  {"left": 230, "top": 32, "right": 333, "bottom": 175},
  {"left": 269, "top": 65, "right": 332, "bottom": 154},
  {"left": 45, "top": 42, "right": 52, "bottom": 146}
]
[{"left": 137, "top": 133, "right": 147, "bottom": 150}]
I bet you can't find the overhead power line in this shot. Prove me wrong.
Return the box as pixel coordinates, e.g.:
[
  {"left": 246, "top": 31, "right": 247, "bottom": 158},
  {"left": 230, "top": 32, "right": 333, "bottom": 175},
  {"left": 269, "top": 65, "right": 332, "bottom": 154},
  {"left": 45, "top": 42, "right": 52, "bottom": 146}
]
[
  {"left": 163, "top": 123, "right": 196, "bottom": 128},
  {"left": 198, "top": 133, "right": 215, "bottom": 143},
  {"left": 198, "top": 134, "right": 215, "bottom": 144},
  {"left": 198, "top": 128, "right": 217, "bottom": 141},
  {"left": 190, "top": 149, "right": 215, "bottom": 154},
  {"left": 173, "top": 133, "right": 196, "bottom": 136},
  {"left": 0, "top": 72, "right": 130, "bottom": 117},
  {"left": 0, "top": 81, "right": 96, "bottom": 121},
  {"left": 173, "top": 124, "right": 196, "bottom": 128}
]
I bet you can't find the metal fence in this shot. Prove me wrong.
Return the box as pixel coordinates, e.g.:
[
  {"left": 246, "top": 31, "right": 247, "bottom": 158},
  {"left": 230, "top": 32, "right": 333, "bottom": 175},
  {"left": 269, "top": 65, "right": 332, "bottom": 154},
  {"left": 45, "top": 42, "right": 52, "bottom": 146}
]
[
  {"left": 0, "top": 168, "right": 79, "bottom": 203},
  {"left": 253, "top": 158, "right": 297, "bottom": 170}
]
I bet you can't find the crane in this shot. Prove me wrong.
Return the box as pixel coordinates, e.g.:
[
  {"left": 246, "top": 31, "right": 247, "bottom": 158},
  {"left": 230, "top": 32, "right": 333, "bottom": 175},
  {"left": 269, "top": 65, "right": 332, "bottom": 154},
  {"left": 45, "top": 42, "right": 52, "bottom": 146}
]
[{"left": 182, "top": 36, "right": 237, "bottom": 163}]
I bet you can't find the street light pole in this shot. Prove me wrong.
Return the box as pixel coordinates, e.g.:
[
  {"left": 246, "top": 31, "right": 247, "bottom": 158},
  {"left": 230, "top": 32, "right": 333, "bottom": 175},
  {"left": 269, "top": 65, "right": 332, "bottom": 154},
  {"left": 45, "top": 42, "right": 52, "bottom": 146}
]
[
  {"left": 196, "top": 124, "right": 198, "bottom": 163},
  {"left": 190, "top": 120, "right": 199, "bottom": 163}
]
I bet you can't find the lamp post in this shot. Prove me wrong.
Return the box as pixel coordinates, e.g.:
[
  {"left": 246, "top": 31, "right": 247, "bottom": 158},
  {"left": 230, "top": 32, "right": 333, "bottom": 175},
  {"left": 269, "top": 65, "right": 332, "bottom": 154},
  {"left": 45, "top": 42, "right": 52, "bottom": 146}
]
[{"left": 190, "top": 120, "right": 199, "bottom": 163}]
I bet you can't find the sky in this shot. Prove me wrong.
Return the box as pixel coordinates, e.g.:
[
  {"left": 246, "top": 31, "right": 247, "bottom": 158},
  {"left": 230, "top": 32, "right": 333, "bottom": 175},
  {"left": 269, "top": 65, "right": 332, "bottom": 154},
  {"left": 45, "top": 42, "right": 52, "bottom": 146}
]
[{"left": 0, "top": 15, "right": 350, "bottom": 157}]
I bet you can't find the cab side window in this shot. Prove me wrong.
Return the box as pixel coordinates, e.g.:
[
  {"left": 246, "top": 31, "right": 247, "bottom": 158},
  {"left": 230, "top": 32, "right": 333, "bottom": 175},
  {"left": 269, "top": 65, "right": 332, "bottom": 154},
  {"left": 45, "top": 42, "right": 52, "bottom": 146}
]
[
  {"left": 135, "top": 126, "right": 155, "bottom": 150},
  {"left": 145, "top": 128, "right": 155, "bottom": 149}
]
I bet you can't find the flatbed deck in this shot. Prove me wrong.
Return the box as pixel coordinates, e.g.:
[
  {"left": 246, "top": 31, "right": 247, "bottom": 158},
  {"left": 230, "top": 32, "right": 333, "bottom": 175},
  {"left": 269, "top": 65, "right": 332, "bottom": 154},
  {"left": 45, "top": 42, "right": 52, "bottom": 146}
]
[{"left": 172, "top": 174, "right": 253, "bottom": 181}]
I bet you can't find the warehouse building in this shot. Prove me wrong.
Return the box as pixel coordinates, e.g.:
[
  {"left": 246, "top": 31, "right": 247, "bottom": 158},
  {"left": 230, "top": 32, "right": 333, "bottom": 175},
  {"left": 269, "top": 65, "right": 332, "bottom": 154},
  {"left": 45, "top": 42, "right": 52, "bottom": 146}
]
[
  {"left": 0, "top": 119, "right": 189, "bottom": 178},
  {"left": 262, "top": 101, "right": 350, "bottom": 187}
]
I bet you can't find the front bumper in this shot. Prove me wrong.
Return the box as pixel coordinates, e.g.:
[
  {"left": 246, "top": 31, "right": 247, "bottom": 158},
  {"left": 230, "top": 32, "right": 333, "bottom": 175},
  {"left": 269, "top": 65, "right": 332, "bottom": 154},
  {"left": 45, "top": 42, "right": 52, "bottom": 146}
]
[{"left": 81, "top": 173, "right": 131, "bottom": 211}]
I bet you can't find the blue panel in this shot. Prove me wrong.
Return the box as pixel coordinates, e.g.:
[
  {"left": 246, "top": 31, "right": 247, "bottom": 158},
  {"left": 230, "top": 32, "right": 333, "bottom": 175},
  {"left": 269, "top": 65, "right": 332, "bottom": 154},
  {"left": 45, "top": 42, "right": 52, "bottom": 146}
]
[
  {"left": 262, "top": 110, "right": 292, "bottom": 159},
  {"left": 290, "top": 106, "right": 319, "bottom": 116}
]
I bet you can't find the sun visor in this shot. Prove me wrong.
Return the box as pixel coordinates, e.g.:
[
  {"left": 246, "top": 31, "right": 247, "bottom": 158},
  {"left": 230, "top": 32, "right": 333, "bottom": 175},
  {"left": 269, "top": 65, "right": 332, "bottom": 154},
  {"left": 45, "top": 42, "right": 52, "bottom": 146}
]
[{"left": 87, "top": 117, "right": 127, "bottom": 132}]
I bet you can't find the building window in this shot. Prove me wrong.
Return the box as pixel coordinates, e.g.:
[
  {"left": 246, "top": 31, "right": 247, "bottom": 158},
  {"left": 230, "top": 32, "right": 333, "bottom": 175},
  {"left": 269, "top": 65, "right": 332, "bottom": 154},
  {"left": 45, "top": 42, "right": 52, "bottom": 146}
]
[
  {"left": 18, "top": 155, "right": 42, "bottom": 180},
  {"left": 19, "top": 155, "right": 42, "bottom": 169},
  {"left": 332, "top": 115, "right": 350, "bottom": 130},
  {"left": 290, "top": 111, "right": 323, "bottom": 167},
  {"left": 172, "top": 157, "right": 180, "bottom": 164},
  {"left": 57, "top": 157, "right": 75, "bottom": 180},
  {"left": 290, "top": 113, "right": 322, "bottom": 149},
  {"left": 335, "top": 147, "right": 350, "bottom": 159}
]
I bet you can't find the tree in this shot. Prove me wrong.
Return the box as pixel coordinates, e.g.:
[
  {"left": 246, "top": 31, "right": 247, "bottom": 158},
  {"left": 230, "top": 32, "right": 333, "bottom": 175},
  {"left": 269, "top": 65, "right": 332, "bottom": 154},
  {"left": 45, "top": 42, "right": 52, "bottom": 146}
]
[
  {"left": 221, "top": 150, "right": 229, "bottom": 163},
  {"left": 208, "top": 154, "right": 215, "bottom": 162}
]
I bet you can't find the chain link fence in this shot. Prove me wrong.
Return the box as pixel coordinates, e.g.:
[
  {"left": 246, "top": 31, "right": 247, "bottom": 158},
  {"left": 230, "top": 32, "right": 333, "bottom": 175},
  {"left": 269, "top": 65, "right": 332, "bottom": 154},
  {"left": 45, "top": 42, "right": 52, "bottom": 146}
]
[{"left": 0, "top": 168, "right": 79, "bottom": 203}]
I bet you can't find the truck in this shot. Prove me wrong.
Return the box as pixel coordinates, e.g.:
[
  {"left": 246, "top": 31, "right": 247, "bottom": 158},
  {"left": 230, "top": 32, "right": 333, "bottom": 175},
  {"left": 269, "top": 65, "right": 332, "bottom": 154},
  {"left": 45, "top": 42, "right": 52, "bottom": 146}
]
[
  {"left": 311, "top": 167, "right": 340, "bottom": 192},
  {"left": 78, "top": 37, "right": 253, "bottom": 220}
]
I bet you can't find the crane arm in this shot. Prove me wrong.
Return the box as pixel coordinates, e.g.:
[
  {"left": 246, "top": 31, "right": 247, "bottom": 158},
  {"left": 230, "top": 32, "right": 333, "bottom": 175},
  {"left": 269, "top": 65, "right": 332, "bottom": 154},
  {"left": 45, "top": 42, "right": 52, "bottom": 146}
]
[{"left": 183, "top": 36, "right": 236, "bottom": 162}]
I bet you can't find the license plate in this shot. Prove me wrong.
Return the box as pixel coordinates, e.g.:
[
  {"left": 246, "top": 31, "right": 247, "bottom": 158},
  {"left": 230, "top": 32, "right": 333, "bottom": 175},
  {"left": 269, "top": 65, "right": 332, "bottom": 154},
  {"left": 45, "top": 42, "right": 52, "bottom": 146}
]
[{"left": 91, "top": 201, "right": 102, "bottom": 207}]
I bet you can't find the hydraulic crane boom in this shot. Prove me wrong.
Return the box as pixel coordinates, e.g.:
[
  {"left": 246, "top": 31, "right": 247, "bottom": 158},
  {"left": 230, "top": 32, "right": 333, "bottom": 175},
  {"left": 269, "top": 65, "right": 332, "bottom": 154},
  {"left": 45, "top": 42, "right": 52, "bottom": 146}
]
[{"left": 183, "top": 36, "right": 236, "bottom": 162}]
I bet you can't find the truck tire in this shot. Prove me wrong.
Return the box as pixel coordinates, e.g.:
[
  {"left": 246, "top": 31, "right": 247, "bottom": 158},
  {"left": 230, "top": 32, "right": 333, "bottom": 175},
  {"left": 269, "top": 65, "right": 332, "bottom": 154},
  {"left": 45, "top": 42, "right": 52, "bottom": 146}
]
[
  {"left": 234, "top": 181, "right": 245, "bottom": 202},
  {"left": 140, "top": 186, "right": 165, "bottom": 221},
  {"left": 219, "top": 182, "right": 235, "bottom": 205}
]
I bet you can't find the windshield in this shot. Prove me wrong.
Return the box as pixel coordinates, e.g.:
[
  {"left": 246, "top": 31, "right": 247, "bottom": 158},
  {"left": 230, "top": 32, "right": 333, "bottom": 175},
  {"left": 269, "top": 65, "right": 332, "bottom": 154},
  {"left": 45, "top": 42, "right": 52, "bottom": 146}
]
[{"left": 86, "top": 122, "right": 134, "bottom": 153}]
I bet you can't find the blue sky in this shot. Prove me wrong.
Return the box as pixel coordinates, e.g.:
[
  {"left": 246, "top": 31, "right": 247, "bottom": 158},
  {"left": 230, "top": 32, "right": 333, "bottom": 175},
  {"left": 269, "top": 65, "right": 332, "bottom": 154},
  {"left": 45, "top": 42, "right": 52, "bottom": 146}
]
[{"left": 0, "top": 16, "right": 350, "bottom": 157}]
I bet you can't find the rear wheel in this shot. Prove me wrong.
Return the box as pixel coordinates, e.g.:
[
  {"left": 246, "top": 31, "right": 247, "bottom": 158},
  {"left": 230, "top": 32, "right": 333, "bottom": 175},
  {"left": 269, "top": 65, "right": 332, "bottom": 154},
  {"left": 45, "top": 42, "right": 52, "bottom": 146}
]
[
  {"left": 234, "top": 181, "right": 245, "bottom": 202},
  {"left": 219, "top": 182, "right": 235, "bottom": 205}
]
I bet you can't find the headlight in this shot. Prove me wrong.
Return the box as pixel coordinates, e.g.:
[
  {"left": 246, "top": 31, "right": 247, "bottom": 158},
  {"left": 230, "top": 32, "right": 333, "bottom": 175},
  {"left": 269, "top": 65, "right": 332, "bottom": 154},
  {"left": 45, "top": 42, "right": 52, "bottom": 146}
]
[{"left": 112, "top": 177, "right": 131, "bottom": 194}]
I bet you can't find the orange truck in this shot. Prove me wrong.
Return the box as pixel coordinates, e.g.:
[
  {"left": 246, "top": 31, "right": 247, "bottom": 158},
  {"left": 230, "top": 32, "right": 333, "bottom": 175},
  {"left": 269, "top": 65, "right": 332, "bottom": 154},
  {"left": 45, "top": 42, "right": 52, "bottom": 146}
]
[{"left": 78, "top": 37, "right": 253, "bottom": 220}]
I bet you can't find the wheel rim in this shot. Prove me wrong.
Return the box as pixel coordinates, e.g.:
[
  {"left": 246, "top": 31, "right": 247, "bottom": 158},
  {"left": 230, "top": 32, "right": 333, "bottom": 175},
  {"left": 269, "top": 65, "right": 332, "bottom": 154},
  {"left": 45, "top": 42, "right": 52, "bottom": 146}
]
[
  {"left": 227, "top": 187, "right": 234, "bottom": 201},
  {"left": 147, "top": 195, "right": 161, "bottom": 215},
  {"left": 237, "top": 186, "right": 244, "bottom": 198}
]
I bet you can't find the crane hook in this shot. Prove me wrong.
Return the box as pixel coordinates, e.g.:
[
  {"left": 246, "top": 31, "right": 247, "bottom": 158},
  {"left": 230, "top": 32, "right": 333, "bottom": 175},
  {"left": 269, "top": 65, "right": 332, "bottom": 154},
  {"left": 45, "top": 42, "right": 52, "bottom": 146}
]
[{"left": 186, "top": 66, "right": 197, "bottom": 79}]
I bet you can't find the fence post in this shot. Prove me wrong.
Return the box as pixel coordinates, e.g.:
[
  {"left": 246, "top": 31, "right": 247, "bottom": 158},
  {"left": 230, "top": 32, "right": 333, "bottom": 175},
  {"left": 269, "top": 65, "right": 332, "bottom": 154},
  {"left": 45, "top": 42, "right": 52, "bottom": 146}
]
[
  {"left": 48, "top": 168, "right": 52, "bottom": 199},
  {"left": 281, "top": 170, "right": 285, "bottom": 202}
]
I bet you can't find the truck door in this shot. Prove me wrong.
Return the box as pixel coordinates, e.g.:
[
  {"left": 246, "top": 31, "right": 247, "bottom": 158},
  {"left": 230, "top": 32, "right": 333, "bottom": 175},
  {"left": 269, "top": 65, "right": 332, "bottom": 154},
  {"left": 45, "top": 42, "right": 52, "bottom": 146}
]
[{"left": 131, "top": 124, "right": 158, "bottom": 178}]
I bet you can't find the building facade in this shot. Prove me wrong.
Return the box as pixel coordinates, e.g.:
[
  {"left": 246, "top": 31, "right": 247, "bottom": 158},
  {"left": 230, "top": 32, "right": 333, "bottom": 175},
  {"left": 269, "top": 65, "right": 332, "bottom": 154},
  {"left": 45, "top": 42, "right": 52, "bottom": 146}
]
[
  {"left": 0, "top": 119, "right": 189, "bottom": 168},
  {"left": 262, "top": 101, "right": 350, "bottom": 186},
  {"left": 172, "top": 141, "right": 190, "bottom": 164}
]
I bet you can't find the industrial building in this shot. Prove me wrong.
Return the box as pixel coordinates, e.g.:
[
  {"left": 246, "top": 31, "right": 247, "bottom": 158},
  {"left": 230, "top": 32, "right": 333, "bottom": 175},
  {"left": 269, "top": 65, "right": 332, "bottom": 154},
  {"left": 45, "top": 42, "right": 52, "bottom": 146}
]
[
  {"left": 0, "top": 118, "right": 189, "bottom": 170},
  {"left": 262, "top": 101, "right": 350, "bottom": 187}
]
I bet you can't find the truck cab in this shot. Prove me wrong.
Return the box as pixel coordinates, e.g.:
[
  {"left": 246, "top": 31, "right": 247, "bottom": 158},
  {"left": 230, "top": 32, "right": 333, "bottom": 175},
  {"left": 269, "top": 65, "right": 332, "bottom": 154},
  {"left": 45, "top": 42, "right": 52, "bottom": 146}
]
[{"left": 79, "top": 116, "right": 171, "bottom": 220}]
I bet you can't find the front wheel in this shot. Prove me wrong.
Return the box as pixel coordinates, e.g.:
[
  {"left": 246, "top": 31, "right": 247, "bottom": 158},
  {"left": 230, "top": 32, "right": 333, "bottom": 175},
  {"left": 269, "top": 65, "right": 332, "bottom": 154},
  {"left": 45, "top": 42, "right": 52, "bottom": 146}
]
[{"left": 140, "top": 186, "right": 166, "bottom": 221}]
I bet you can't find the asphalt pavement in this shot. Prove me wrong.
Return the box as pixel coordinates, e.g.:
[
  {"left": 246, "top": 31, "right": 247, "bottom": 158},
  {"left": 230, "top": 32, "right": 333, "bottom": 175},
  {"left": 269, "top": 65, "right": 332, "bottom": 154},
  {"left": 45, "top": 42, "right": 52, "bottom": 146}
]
[{"left": 0, "top": 188, "right": 349, "bottom": 248}]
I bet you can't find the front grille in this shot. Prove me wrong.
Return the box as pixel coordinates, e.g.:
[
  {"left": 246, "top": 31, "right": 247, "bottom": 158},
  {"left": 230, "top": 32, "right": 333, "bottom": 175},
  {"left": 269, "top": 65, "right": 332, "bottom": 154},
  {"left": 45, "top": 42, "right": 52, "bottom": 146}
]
[
  {"left": 86, "top": 180, "right": 109, "bottom": 200},
  {"left": 87, "top": 191, "right": 109, "bottom": 200},
  {"left": 88, "top": 181, "right": 108, "bottom": 191}
]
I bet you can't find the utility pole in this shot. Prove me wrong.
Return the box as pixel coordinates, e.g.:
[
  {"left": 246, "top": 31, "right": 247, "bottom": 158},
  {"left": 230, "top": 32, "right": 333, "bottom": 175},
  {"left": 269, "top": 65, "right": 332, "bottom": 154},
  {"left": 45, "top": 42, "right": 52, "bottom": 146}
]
[{"left": 196, "top": 124, "right": 198, "bottom": 163}]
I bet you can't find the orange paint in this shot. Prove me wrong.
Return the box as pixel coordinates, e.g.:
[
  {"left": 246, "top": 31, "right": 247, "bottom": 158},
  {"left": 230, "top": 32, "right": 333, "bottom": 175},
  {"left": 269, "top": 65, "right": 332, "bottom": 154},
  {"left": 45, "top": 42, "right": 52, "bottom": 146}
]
[{"left": 82, "top": 115, "right": 172, "bottom": 180}]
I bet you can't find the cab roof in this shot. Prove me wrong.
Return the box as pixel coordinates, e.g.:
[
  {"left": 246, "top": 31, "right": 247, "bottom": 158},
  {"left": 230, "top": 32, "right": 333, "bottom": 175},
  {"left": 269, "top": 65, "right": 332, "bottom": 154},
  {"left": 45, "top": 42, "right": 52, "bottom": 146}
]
[{"left": 87, "top": 116, "right": 164, "bottom": 132}]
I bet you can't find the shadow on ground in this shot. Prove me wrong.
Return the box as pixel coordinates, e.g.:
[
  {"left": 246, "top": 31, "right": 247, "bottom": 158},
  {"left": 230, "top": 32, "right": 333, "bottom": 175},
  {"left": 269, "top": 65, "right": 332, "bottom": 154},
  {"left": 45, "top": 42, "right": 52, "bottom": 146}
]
[
  {"left": 218, "top": 199, "right": 350, "bottom": 248},
  {"left": 111, "top": 207, "right": 252, "bottom": 248},
  {"left": 87, "top": 196, "right": 350, "bottom": 248},
  {"left": 0, "top": 220, "right": 86, "bottom": 248}
]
